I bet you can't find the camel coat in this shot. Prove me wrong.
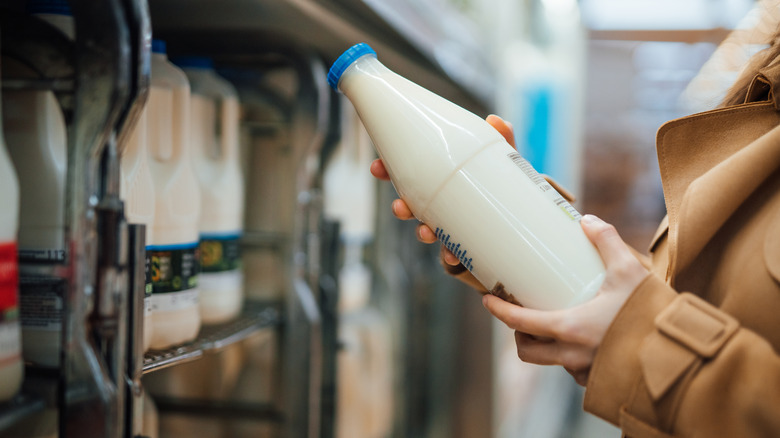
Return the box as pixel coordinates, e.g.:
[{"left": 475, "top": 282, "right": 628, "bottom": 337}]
[
  {"left": 582, "top": 62, "right": 780, "bottom": 437},
  {"left": 444, "top": 63, "right": 780, "bottom": 437}
]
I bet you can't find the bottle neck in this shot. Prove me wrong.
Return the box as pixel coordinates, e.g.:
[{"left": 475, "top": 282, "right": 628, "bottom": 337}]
[{"left": 338, "top": 55, "right": 385, "bottom": 95}]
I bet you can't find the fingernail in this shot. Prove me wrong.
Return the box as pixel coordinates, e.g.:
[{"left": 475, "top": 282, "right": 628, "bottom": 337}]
[{"left": 581, "top": 214, "right": 601, "bottom": 225}]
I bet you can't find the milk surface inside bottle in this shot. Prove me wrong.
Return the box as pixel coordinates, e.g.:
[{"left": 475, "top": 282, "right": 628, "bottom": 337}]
[
  {"left": 327, "top": 43, "right": 605, "bottom": 310},
  {"left": 120, "top": 79, "right": 156, "bottom": 352},
  {"left": 2, "top": 0, "right": 73, "bottom": 367},
  {"left": 146, "top": 40, "right": 201, "bottom": 349},
  {"left": 0, "top": 63, "right": 24, "bottom": 402},
  {"left": 174, "top": 56, "right": 244, "bottom": 325}
]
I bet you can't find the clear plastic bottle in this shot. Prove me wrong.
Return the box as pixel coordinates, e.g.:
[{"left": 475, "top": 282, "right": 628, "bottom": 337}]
[
  {"left": 174, "top": 56, "right": 244, "bottom": 325},
  {"left": 2, "top": 0, "right": 73, "bottom": 368},
  {"left": 120, "top": 74, "right": 156, "bottom": 352},
  {"left": 328, "top": 43, "right": 605, "bottom": 310},
  {"left": 146, "top": 40, "right": 201, "bottom": 349},
  {"left": 0, "top": 55, "right": 24, "bottom": 402}
]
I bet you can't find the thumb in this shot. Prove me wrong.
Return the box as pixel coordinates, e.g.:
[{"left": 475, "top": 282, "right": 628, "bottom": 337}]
[{"left": 580, "top": 214, "right": 631, "bottom": 266}]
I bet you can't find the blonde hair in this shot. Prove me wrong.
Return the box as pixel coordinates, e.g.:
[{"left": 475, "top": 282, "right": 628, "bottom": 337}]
[{"left": 721, "top": 29, "right": 780, "bottom": 107}]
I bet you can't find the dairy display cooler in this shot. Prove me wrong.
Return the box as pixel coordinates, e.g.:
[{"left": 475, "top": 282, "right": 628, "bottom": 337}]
[{"left": 0, "top": 0, "right": 496, "bottom": 437}]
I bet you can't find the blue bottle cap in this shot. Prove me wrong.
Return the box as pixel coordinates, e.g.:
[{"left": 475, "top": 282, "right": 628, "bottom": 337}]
[
  {"left": 172, "top": 56, "right": 214, "bottom": 70},
  {"left": 152, "top": 39, "right": 167, "bottom": 55},
  {"left": 27, "top": 0, "right": 72, "bottom": 15},
  {"left": 327, "top": 43, "right": 377, "bottom": 90}
]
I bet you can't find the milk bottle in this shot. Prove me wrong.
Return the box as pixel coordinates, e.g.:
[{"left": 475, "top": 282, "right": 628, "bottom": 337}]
[
  {"left": 120, "top": 87, "right": 156, "bottom": 352},
  {"left": 0, "top": 64, "right": 24, "bottom": 402},
  {"left": 145, "top": 40, "right": 201, "bottom": 349},
  {"left": 327, "top": 43, "right": 605, "bottom": 310},
  {"left": 324, "top": 101, "right": 392, "bottom": 437},
  {"left": 2, "top": 0, "right": 73, "bottom": 367},
  {"left": 175, "top": 57, "right": 244, "bottom": 324}
]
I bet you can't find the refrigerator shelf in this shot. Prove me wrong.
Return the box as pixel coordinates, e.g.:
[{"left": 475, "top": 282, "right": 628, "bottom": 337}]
[
  {"left": 142, "top": 302, "right": 281, "bottom": 374},
  {"left": 0, "top": 392, "right": 46, "bottom": 433}
]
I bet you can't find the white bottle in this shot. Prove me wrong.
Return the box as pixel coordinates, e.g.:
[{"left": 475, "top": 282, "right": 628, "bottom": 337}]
[
  {"left": 142, "top": 392, "right": 159, "bottom": 438},
  {"left": 324, "top": 101, "right": 392, "bottom": 438},
  {"left": 120, "top": 86, "right": 156, "bottom": 352},
  {"left": 145, "top": 40, "right": 201, "bottom": 349},
  {"left": 0, "top": 60, "right": 24, "bottom": 402},
  {"left": 328, "top": 43, "right": 605, "bottom": 310},
  {"left": 175, "top": 56, "right": 244, "bottom": 325},
  {"left": 2, "top": 1, "right": 73, "bottom": 367}
]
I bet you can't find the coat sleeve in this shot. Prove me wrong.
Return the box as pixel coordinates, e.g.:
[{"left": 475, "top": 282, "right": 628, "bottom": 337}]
[{"left": 584, "top": 274, "right": 780, "bottom": 437}]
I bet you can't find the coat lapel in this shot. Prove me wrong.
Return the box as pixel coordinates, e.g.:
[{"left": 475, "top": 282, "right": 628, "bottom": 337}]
[{"left": 655, "top": 102, "right": 780, "bottom": 284}]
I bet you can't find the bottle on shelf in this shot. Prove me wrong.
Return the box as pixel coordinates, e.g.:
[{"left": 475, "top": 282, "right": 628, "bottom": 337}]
[
  {"left": 2, "top": 0, "right": 74, "bottom": 368},
  {"left": 327, "top": 43, "right": 605, "bottom": 310},
  {"left": 0, "top": 55, "right": 24, "bottom": 402},
  {"left": 174, "top": 56, "right": 245, "bottom": 325},
  {"left": 323, "top": 101, "right": 392, "bottom": 438},
  {"left": 120, "top": 67, "right": 156, "bottom": 352},
  {"left": 144, "top": 39, "right": 201, "bottom": 349}
]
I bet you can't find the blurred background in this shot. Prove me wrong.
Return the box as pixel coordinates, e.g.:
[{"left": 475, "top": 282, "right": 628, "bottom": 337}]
[{"left": 0, "top": 0, "right": 775, "bottom": 437}]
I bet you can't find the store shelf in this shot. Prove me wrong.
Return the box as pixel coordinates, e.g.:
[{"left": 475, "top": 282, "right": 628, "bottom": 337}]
[
  {"left": 153, "top": 397, "right": 284, "bottom": 423},
  {"left": 0, "top": 392, "right": 46, "bottom": 432},
  {"left": 142, "top": 302, "right": 281, "bottom": 374},
  {"left": 148, "top": 0, "right": 494, "bottom": 113}
]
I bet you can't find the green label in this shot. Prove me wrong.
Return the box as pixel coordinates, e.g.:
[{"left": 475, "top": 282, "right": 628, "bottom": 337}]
[
  {"left": 148, "top": 242, "right": 199, "bottom": 294},
  {"left": 144, "top": 248, "right": 153, "bottom": 298},
  {"left": 199, "top": 233, "right": 241, "bottom": 273}
]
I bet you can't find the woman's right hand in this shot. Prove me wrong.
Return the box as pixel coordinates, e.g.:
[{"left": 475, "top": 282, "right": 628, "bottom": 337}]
[{"left": 369, "top": 114, "right": 516, "bottom": 267}]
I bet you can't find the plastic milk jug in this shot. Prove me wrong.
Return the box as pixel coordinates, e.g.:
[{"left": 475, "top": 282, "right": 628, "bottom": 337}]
[
  {"left": 120, "top": 84, "right": 156, "bottom": 352},
  {"left": 146, "top": 40, "right": 201, "bottom": 349},
  {"left": 175, "top": 57, "right": 244, "bottom": 324},
  {"left": 0, "top": 67, "right": 24, "bottom": 402},
  {"left": 2, "top": 1, "right": 73, "bottom": 367},
  {"left": 327, "top": 43, "right": 605, "bottom": 310}
]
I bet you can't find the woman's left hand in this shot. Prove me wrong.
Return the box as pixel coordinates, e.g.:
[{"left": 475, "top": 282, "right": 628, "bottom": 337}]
[{"left": 482, "top": 214, "right": 649, "bottom": 386}]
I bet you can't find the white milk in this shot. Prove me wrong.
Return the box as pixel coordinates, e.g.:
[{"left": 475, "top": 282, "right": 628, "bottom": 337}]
[
  {"left": 145, "top": 40, "right": 201, "bottom": 349},
  {"left": 0, "top": 63, "right": 24, "bottom": 401},
  {"left": 324, "top": 101, "right": 392, "bottom": 437},
  {"left": 328, "top": 43, "right": 605, "bottom": 310},
  {"left": 2, "top": 4, "right": 74, "bottom": 368},
  {"left": 120, "top": 91, "right": 156, "bottom": 352},
  {"left": 142, "top": 392, "right": 159, "bottom": 438},
  {"left": 175, "top": 57, "right": 244, "bottom": 324}
]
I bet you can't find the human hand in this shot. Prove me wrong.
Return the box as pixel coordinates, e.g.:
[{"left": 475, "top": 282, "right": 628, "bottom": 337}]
[
  {"left": 369, "top": 114, "right": 516, "bottom": 266},
  {"left": 482, "top": 214, "right": 649, "bottom": 386}
]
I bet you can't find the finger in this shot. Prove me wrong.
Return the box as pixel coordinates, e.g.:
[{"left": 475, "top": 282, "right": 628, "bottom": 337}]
[
  {"left": 580, "top": 214, "right": 633, "bottom": 267},
  {"left": 486, "top": 114, "right": 516, "bottom": 149},
  {"left": 482, "top": 294, "right": 560, "bottom": 338},
  {"left": 442, "top": 248, "right": 459, "bottom": 265},
  {"left": 391, "top": 199, "right": 415, "bottom": 220},
  {"left": 564, "top": 366, "right": 590, "bottom": 386},
  {"left": 514, "top": 332, "right": 561, "bottom": 365},
  {"left": 370, "top": 159, "right": 390, "bottom": 181},
  {"left": 514, "top": 332, "right": 593, "bottom": 370},
  {"left": 416, "top": 224, "right": 437, "bottom": 244}
]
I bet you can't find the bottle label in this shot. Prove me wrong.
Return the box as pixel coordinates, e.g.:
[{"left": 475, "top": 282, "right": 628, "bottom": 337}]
[
  {"left": 0, "top": 239, "right": 21, "bottom": 364},
  {"left": 508, "top": 152, "right": 582, "bottom": 221},
  {"left": 199, "top": 232, "right": 242, "bottom": 273},
  {"left": 148, "top": 242, "right": 199, "bottom": 312},
  {"left": 18, "top": 248, "right": 66, "bottom": 263},
  {"left": 144, "top": 247, "right": 153, "bottom": 317},
  {"left": 434, "top": 228, "right": 474, "bottom": 272},
  {"left": 0, "top": 242, "right": 19, "bottom": 322},
  {"left": 19, "top": 276, "right": 66, "bottom": 331}
]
